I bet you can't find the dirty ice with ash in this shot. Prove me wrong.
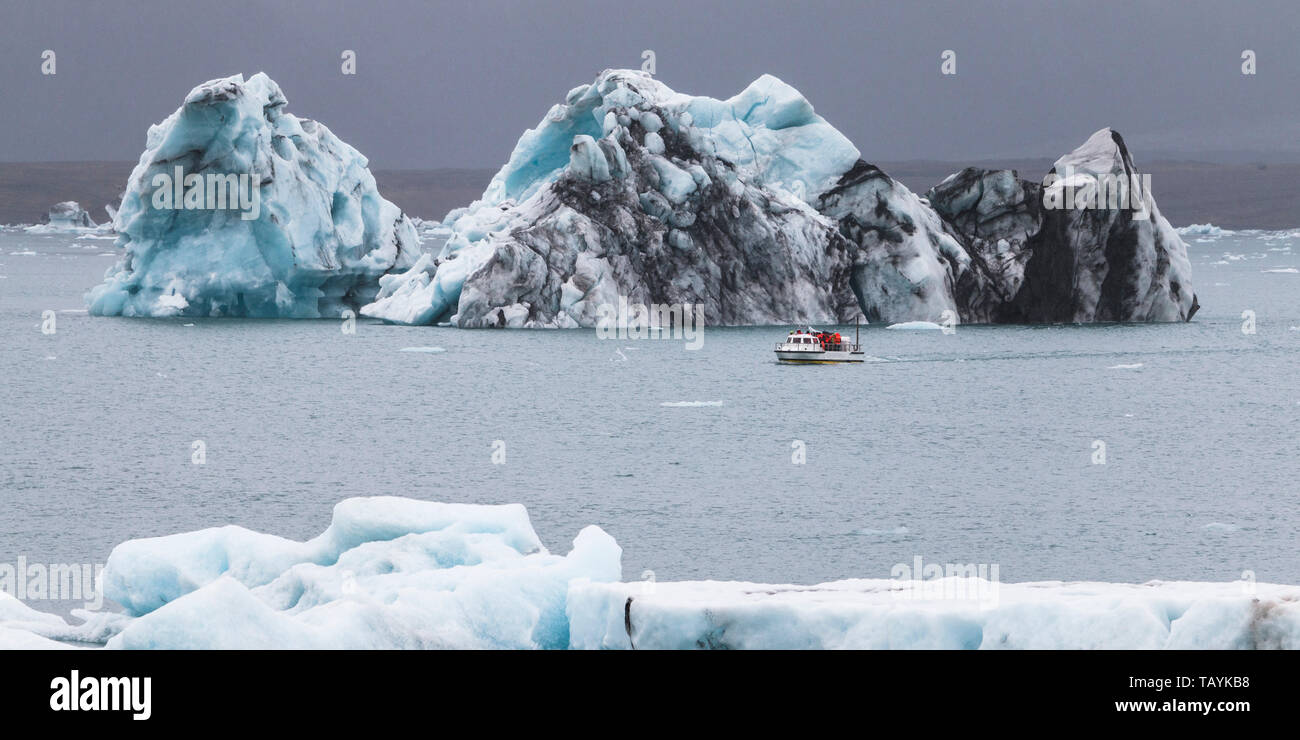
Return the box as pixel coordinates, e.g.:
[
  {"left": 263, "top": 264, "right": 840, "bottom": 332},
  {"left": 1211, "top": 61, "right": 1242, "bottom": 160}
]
[
  {"left": 81, "top": 70, "right": 1194, "bottom": 327},
  {"left": 361, "top": 69, "right": 1197, "bottom": 328}
]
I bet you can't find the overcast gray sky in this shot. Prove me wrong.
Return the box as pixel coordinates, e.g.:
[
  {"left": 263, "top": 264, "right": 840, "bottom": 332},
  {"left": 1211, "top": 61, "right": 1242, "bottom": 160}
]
[{"left": 2, "top": 0, "right": 1298, "bottom": 168}]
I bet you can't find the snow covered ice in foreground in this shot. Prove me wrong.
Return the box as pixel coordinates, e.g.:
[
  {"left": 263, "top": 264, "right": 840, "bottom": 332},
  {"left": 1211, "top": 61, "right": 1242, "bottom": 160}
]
[
  {"left": 571, "top": 579, "right": 1300, "bottom": 649},
  {"left": 85, "top": 73, "right": 420, "bottom": 318},
  {"left": 2, "top": 497, "right": 1297, "bottom": 650}
]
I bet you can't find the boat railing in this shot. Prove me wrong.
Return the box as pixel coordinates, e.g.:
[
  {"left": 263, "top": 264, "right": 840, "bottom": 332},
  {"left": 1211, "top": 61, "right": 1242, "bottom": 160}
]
[{"left": 775, "top": 341, "right": 863, "bottom": 352}]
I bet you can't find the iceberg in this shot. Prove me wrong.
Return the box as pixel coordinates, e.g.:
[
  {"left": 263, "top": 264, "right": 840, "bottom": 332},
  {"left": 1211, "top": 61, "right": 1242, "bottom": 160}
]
[
  {"left": 1, "top": 498, "right": 1298, "bottom": 649},
  {"left": 24, "top": 201, "right": 107, "bottom": 235},
  {"left": 1009, "top": 129, "right": 1197, "bottom": 322},
  {"left": 43, "top": 200, "right": 95, "bottom": 228},
  {"left": 52, "top": 200, "right": 97, "bottom": 228},
  {"left": 362, "top": 69, "right": 866, "bottom": 328},
  {"left": 364, "top": 71, "right": 1194, "bottom": 328},
  {"left": 86, "top": 73, "right": 420, "bottom": 318},
  {"left": 926, "top": 130, "right": 1198, "bottom": 323}
]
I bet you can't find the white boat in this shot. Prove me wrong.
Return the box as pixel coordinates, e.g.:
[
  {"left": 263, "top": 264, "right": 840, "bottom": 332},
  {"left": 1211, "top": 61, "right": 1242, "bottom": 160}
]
[{"left": 774, "top": 323, "right": 865, "bottom": 364}]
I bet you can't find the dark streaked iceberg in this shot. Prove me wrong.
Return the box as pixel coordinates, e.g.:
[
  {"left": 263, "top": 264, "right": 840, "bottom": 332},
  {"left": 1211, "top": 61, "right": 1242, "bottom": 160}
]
[
  {"left": 365, "top": 71, "right": 1196, "bottom": 328},
  {"left": 924, "top": 167, "right": 1042, "bottom": 322},
  {"left": 1013, "top": 129, "right": 1197, "bottom": 322},
  {"left": 363, "top": 70, "right": 866, "bottom": 328},
  {"left": 816, "top": 160, "right": 972, "bottom": 324},
  {"left": 928, "top": 129, "right": 1197, "bottom": 323}
]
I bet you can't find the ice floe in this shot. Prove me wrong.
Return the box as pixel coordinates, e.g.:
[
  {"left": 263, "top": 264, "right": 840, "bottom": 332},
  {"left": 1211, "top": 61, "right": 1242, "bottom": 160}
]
[{"left": 1, "top": 498, "right": 1297, "bottom": 649}]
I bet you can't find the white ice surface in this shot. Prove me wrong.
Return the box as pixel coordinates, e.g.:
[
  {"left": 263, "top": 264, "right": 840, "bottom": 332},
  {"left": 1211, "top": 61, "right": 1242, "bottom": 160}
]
[
  {"left": 3, "top": 499, "right": 1297, "bottom": 649},
  {"left": 569, "top": 578, "right": 1300, "bottom": 649},
  {"left": 95, "top": 497, "right": 620, "bottom": 649}
]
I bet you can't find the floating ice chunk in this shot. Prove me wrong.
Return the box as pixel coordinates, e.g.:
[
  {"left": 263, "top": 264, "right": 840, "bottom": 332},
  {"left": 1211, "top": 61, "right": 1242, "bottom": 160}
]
[
  {"left": 24, "top": 201, "right": 100, "bottom": 235},
  {"left": 94, "top": 497, "right": 621, "bottom": 649},
  {"left": 107, "top": 523, "right": 620, "bottom": 650},
  {"left": 660, "top": 400, "right": 724, "bottom": 407},
  {"left": 886, "top": 321, "right": 945, "bottom": 331},
  {"left": 398, "top": 346, "right": 446, "bottom": 353},
  {"left": 1177, "top": 223, "right": 1230, "bottom": 237},
  {"left": 855, "top": 526, "right": 910, "bottom": 537},
  {"left": 154, "top": 292, "right": 189, "bottom": 316},
  {"left": 48, "top": 201, "right": 95, "bottom": 227},
  {"left": 1107, "top": 363, "right": 1144, "bottom": 369},
  {"left": 1262, "top": 268, "right": 1298, "bottom": 274},
  {"left": 101, "top": 497, "right": 546, "bottom": 616}
]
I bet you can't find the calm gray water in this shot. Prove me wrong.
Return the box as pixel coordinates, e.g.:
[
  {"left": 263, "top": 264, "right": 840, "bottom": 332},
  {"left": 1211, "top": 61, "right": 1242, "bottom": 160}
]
[{"left": 2, "top": 227, "right": 1298, "bottom": 616}]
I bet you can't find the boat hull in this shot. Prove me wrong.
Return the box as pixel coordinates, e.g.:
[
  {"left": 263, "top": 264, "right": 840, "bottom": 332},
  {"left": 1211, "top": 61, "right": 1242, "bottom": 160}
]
[{"left": 775, "top": 349, "right": 865, "bottom": 364}]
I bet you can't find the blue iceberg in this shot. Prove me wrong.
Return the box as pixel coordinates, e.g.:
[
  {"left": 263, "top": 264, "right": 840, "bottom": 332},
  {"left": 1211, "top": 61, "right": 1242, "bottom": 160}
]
[{"left": 86, "top": 73, "right": 420, "bottom": 318}]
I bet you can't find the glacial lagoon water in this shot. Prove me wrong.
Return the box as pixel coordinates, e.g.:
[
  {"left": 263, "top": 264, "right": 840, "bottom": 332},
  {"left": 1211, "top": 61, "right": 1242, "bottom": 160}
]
[{"left": 1, "top": 227, "right": 1298, "bottom": 616}]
